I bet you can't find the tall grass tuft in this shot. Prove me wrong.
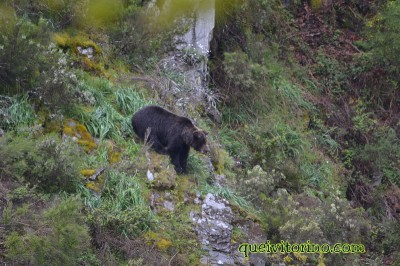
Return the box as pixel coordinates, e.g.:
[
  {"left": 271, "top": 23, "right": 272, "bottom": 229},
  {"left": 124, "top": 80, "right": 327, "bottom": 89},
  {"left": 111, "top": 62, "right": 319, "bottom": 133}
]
[
  {"left": 80, "top": 170, "right": 155, "bottom": 237},
  {"left": 114, "top": 88, "right": 156, "bottom": 115},
  {"left": 85, "top": 103, "right": 124, "bottom": 140},
  {"left": 0, "top": 95, "right": 36, "bottom": 130},
  {"left": 199, "top": 183, "right": 254, "bottom": 211}
]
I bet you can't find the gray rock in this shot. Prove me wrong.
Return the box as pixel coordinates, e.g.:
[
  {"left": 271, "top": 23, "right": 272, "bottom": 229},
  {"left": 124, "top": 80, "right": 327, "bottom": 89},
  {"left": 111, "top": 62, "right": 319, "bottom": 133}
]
[
  {"left": 193, "top": 193, "right": 242, "bottom": 265},
  {"left": 77, "top": 46, "right": 94, "bottom": 59},
  {"left": 163, "top": 200, "right": 175, "bottom": 211}
]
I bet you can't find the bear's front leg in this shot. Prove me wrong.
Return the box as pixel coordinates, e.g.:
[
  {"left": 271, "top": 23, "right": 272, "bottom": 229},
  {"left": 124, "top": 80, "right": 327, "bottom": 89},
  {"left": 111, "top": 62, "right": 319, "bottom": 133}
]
[
  {"left": 179, "top": 146, "right": 190, "bottom": 174},
  {"left": 166, "top": 143, "right": 184, "bottom": 174},
  {"left": 170, "top": 152, "right": 184, "bottom": 174}
]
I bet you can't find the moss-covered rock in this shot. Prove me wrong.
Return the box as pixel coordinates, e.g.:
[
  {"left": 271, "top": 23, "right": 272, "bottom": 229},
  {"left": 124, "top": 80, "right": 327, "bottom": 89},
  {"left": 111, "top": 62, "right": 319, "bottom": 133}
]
[
  {"left": 85, "top": 176, "right": 105, "bottom": 194},
  {"left": 146, "top": 231, "right": 172, "bottom": 251},
  {"left": 63, "top": 119, "right": 97, "bottom": 153},
  {"left": 53, "top": 33, "right": 102, "bottom": 55},
  {"left": 53, "top": 32, "right": 106, "bottom": 76},
  {"left": 147, "top": 152, "right": 177, "bottom": 190},
  {"left": 105, "top": 141, "right": 122, "bottom": 164}
]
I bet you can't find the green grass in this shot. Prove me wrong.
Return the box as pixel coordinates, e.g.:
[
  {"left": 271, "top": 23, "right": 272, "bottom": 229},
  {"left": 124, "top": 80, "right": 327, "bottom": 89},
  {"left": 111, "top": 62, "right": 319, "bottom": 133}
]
[
  {"left": 198, "top": 183, "right": 254, "bottom": 211},
  {"left": 0, "top": 94, "right": 36, "bottom": 130},
  {"left": 84, "top": 103, "right": 124, "bottom": 140},
  {"left": 114, "top": 88, "right": 156, "bottom": 115},
  {"left": 80, "top": 170, "right": 155, "bottom": 237},
  {"left": 272, "top": 79, "right": 312, "bottom": 111}
]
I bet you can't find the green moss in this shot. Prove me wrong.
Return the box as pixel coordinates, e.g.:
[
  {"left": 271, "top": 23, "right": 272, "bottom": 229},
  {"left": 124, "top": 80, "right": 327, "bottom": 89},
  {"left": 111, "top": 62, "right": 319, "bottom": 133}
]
[{"left": 175, "top": 175, "right": 197, "bottom": 202}]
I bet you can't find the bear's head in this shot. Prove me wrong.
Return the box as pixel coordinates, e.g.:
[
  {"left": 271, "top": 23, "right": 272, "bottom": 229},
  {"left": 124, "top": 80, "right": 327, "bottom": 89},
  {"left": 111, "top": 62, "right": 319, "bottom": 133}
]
[
  {"left": 183, "top": 128, "right": 209, "bottom": 154},
  {"left": 192, "top": 130, "right": 209, "bottom": 154}
]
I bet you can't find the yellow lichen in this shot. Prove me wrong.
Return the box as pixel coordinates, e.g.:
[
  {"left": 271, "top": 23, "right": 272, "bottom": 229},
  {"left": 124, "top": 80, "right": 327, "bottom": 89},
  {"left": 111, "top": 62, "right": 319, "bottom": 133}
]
[
  {"left": 81, "top": 56, "right": 104, "bottom": 75},
  {"left": 310, "top": 0, "right": 322, "bottom": 10},
  {"left": 105, "top": 140, "right": 122, "bottom": 164},
  {"left": 294, "top": 252, "right": 307, "bottom": 263},
  {"left": 283, "top": 255, "right": 293, "bottom": 264},
  {"left": 80, "top": 169, "right": 97, "bottom": 176},
  {"left": 108, "top": 150, "right": 122, "bottom": 164},
  {"left": 85, "top": 176, "right": 104, "bottom": 193},
  {"left": 145, "top": 231, "right": 172, "bottom": 251},
  {"left": 318, "top": 253, "right": 326, "bottom": 266},
  {"left": 63, "top": 126, "right": 75, "bottom": 136},
  {"left": 53, "top": 32, "right": 105, "bottom": 76},
  {"left": 63, "top": 119, "right": 97, "bottom": 153},
  {"left": 155, "top": 238, "right": 172, "bottom": 251},
  {"left": 53, "top": 32, "right": 102, "bottom": 54},
  {"left": 53, "top": 33, "right": 69, "bottom": 48}
]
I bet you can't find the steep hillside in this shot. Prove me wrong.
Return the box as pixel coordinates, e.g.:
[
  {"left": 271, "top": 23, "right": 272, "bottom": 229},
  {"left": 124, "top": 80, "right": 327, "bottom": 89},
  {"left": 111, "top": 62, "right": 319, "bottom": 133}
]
[{"left": 1, "top": 0, "right": 399, "bottom": 265}]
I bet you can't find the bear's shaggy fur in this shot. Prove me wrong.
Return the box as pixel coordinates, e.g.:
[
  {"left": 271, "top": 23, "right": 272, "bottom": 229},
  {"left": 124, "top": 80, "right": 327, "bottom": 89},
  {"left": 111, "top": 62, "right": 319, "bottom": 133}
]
[{"left": 132, "top": 105, "right": 209, "bottom": 174}]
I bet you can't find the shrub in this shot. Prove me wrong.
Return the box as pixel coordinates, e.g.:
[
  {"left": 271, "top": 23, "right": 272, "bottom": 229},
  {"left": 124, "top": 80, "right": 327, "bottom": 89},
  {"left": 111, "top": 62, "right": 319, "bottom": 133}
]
[
  {"left": 218, "top": 51, "right": 272, "bottom": 109},
  {"left": 110, "top": 2, "right": 177, "bottom": 67},
  {"left": 260, "top": 188, "right": 370, "bottom": 265},
  {"left": 300, "top": 160, "right": 335, "bottom": 189},
  {"left": 314, "top": 50, "right": 349, "bottom": 95},
  {"left": 0, "top": 134, "right": 84, "bottom": 193},
  {"left": 354, "top": 0, "right": 400, "bottom": 112},
  {"left": 4, "top": 196, "right": 93, "bottom": 266},
  {"left": 219, "top": 125, "right": 252, "bottom": 163},
  {"left": 365, "top": 0, "right": 400, "bottom": 78},
  {"left": 8, "top": 0, "right": 85, "bottom": 29},
  {"left": 0, "top": 13, "right": 79, "bottom": 109},
  {"left": 0, "top": 15, "right": 51, "bottom": 93},
  {"left": 353, "top": 127, "right": 400, "bottom": 185},
  {"left": 352, "top": 99, "right": 377, "bottom": 134},
  {"left": 238, "top": 165, "right": 286, "bottom": 204},
  {"left": 248, "top": 121, "right": 308, "bottom": 165}
]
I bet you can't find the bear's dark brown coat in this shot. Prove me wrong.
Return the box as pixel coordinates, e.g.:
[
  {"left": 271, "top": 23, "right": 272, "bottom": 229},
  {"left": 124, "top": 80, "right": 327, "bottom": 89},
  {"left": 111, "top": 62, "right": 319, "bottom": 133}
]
[{"left": 132, "top": 105, "right": 208, "bottom": 174}]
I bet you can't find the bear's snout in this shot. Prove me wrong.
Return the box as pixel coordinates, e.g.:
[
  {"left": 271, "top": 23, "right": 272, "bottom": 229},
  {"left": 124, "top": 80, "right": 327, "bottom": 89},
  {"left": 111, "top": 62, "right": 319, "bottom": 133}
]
[{"left": 200, "top": 145, "right": 210, "bottom": 154}]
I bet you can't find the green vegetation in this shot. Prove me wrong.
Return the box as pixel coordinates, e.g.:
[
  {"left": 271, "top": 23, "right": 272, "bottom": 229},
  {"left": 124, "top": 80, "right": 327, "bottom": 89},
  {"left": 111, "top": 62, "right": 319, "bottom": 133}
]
[
  {"left": 82, "top": 170, "right": 155, "bottom": 237},
  {"left": 3, "top": 196, "right": 94, "bottom": 265},
  {"left": 0, "top": 134, "right": 84, "bottom": 193},
  {"left": 0, "top": 0, "right": 399, "bottom": 265}
]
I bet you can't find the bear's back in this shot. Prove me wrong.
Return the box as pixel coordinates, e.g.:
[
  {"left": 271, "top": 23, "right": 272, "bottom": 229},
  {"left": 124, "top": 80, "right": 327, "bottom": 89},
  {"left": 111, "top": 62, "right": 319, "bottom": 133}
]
[{"left": 132, "top": 105, "right": 193, "bottom": 139}]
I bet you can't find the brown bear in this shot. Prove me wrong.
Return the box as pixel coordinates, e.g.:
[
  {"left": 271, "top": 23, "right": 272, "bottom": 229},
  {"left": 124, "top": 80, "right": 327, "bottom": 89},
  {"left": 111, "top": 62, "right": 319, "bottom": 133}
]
[{"left": 131, "top": 105, "right": 209, "bottom": 174}]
